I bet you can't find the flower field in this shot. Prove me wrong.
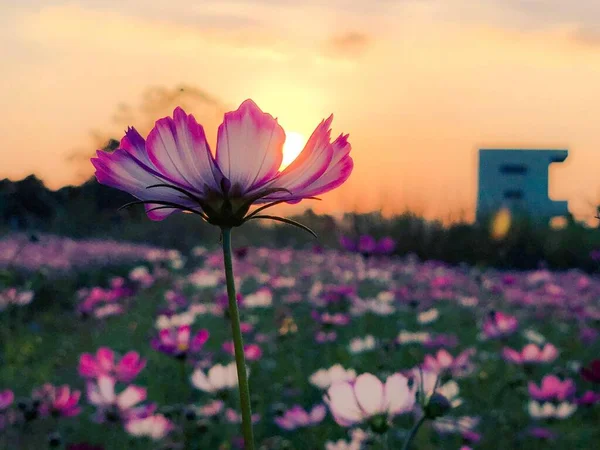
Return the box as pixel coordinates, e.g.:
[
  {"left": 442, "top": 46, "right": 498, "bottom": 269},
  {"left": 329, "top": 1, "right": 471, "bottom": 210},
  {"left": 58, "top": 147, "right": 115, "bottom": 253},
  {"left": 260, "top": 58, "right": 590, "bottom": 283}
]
[{"left": 1, "top": 241, "right": 599, "bottom": 449}]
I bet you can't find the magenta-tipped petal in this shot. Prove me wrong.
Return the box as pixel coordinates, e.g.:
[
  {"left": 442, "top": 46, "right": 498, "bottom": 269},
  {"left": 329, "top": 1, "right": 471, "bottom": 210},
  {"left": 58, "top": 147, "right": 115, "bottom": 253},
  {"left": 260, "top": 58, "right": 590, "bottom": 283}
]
[
  {"left": 92, "top": 149, "right": 199, "bottom": 221},
  {"left": 261, "top": 121, "right": 353, "bottom": 202},
  {"left": 146, "top": 107, "right": 223, "bottom": 194}
]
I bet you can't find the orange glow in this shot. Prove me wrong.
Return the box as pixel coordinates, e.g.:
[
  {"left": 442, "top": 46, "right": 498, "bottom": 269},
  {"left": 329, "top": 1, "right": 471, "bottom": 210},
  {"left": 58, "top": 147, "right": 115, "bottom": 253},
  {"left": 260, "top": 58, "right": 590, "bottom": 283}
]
[
  {"left": 490, "top": 208, "right": 512, "bottom": 240},
  {"left": 0, "top": 2, "right": 597, "bottom": 222},
  {"left": 281, "top": 131, "right": 306, "bottom": 170}
]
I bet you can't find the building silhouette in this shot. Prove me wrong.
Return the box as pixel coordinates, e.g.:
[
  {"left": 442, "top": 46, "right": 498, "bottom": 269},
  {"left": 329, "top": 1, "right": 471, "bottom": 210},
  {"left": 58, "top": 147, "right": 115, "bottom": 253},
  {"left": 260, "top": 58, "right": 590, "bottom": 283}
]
[{"left": 476, "top": 149, "right": 569, "bottom": 223}]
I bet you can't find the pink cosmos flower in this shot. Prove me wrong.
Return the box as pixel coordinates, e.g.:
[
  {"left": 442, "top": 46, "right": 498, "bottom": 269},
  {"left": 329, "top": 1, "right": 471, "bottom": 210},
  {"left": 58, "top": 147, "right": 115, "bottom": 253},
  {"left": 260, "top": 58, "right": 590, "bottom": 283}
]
[
  {"left": 482, "top": 311, "right": 518, "bottom": 339},
  {"left": 152, "top": 326, "right": 209, "bottom": 358},
  {"left": 32, "top": 384, "right": 81, "bottom": 417},
  {"left": 125, "top": 414, "right": 174, "bottom": 440},
  {"left": 528, "top": 427, "right": 556, "bottom": 440},
  {"left": 528, "top": 375, "right": 575, "bottom": 401},
  {"left": 0, "top": 390, "right": 14, "bottom": 410},
  {"left": 222, "top": 342, "right": 262, "bottom": 361},
  {"left": 324, "top": 373, "right": 415, "bottom": 427},
  {"left": 502, "top": 344, "right": 558, "bottom": 365},
  {"left": 79, "top": 348, "right": 146, "bottom": 382},
  {"left": 422, "top": 348, "right": 476, "bottom": 378},
  {"left": 274, "top": 404, "right": 326, "bottom": 430},
  {"left": 91, "top": 100, "right": 352, "bottom": 228},
  {"left": 195, "top": 400, "right": 225, "bottom": 417},
  {"left": 576, "top": 391, "right": 600, "bottom": 406},
  {"left": 313, "top": 312, "right": 351, "bottom": 326},
  {"left": 375, "top": 237, "right": 396, "bottom": 254},
  {"left": 357, "top": 235, "right": 377, "bottom": 254},
  {"left": 315, "top": 330, "right": 337, "bottom": 343}
]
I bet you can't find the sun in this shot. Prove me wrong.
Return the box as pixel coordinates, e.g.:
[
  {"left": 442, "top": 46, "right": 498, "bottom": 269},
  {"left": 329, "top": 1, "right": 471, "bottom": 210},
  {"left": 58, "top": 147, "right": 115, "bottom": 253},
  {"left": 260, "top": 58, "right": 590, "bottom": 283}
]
[{"left": 280, "top": 131, "right": 306, "bottom": 170}]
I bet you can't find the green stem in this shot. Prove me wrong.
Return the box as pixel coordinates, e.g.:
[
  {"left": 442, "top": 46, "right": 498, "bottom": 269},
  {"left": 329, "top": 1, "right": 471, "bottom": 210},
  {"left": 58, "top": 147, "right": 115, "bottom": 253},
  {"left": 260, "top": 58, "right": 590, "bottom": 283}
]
[
  {"left": 402, "top": 415, "right": 427, "bottom": 450},
  {"left": 221, "top": 228, "right": 255, "bottom": 450}
]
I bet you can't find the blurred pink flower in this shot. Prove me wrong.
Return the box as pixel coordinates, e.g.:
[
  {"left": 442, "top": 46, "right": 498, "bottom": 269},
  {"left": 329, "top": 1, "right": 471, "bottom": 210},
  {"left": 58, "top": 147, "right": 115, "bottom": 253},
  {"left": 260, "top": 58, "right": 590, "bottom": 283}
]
[
  {"left": 502, "top": 344, "right": 558, "bottom": 365},
  {"left": 483, "top": 311, "right": 518, "bottom": 339},
  {"left": 92, "top": 100, "right": 352, "bottom": 225},
  {"left": 579, "top": 327, "right": 599, "bottom": 345},
  {"left": 152, "top": 325, "right": 209, "bottom": 358},
  {"left": 528, "top": 375, "right": 575, "bottom": 401},
  {"left": 528, "top": 427, "right": 556, "bottom": 440},
  {"left": 223, "top": 342, "right": 263, "bottom": 361},
  {"left": 196, "top": 400, "right": 224, "bottom": 417},
  {"left": 375, "top": 237, "right": 396, "bottom": 254},
  {"left": 315, "top": 331, "right": 337, "bottom": 343},
  {"left": 274, "top": 404, "right": 326, "bottom": 430},
  {"left": 0, "top": 390, "right": 14, "bottom": 410},
  {"left": 576, "top": 390, "right": 600, "bottom": 406},
  {"left": 422, "top": 348, "right": 476, "bottom": 377},
  {"left": 32, "top": 384, "right": 81, "bottom": 417},
  {"left": 225, "top": 408, "right": 261, "bottom": 424},
  {"left": 79, "top": 348, "right": 146, "bottom": 382}
]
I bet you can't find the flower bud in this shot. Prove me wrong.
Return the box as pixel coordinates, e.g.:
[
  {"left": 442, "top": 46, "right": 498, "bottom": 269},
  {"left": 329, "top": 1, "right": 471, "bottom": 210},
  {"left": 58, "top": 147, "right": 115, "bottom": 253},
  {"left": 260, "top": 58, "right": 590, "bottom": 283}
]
[{"left": 425, "top": 393, "right": 452, "bottom": 419}]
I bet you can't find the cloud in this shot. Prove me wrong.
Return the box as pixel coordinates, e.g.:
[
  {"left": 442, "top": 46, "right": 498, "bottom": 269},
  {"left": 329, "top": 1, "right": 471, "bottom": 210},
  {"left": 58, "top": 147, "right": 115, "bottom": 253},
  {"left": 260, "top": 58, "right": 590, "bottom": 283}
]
[
  {"left": 16, "top": 3, "right": 290, "bottom": 62},
  {"left": 325, "top": 32, "right": 371, "bottom": 58},
  {"left": 569, "top": 26, "right": 600, "bottom": 48}
]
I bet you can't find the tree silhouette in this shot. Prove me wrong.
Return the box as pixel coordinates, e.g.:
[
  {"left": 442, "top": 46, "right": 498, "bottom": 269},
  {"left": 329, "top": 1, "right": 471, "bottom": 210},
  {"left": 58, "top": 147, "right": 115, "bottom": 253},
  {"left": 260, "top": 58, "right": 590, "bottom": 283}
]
[{"left": 67, "top": 84, "right": 227, "bottom": 181}]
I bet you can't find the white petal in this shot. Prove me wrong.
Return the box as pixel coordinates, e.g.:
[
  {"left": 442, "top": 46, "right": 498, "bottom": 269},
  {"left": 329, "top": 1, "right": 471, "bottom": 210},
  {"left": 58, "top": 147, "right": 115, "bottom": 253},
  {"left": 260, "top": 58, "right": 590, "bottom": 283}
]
[{"left": 353, "top": 373, "right": 385, "bottom": 416}]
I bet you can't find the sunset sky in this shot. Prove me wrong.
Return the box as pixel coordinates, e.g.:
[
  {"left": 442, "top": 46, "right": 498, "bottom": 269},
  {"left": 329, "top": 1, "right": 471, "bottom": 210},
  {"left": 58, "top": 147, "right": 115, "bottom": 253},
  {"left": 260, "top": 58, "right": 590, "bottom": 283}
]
[{"left": 2, "top": 0, "right": 600, "bottom": 222}]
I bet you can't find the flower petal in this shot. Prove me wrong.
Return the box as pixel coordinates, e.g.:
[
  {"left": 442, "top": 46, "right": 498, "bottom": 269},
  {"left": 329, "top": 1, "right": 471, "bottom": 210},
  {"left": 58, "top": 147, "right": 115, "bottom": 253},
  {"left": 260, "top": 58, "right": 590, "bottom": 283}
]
[
  {"left": 92, "top": 148, "right": 199, "bottom": 221},
  {"left": 117, "top": 386, "right": 147, "bottom": 410},
  {"left": 384, "top": 374, "right": 415, "bottom": 416},
  {"left": 146, "top": 107, "right": 223, "bottom": 193},
  {"left": 216, "top": 99, "right": 285, "bottom": 194},
  {"left": 262, "top": 116, "right": 334, "bottom": 198},
  {"left": 353, "top": 373, "right": 385, "bottom": 416},
  {"left": 325, "top": 382, "right": 363, "bottom": 426}
]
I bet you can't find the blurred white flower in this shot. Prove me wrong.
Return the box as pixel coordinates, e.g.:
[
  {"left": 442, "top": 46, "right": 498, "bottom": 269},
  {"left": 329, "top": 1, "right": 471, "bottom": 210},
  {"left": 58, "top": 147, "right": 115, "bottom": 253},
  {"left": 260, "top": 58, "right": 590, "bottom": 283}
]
[
  {"left": 271, "top": 277, "right": 296, "bottom": 288},
  {"left": 243, "top": 288, "right": 273, "bottom": 308},
  {"left": 309, "top": 365, "right": 356, "bottom": 390},
  {"left": 188, "top": 270, "right": 221, "bottom": 288},
  {"left": 376, "top": 291, "right": 395, "bottom": 303},
  {"left": 528, "top": 401, "right": 577, "bottom": 419},
  {"left": 349, "top": 335, "right": 377, "bottom": 354},
  {"left": 0, "top": 288, "right": 34, "bottom": 310},
  {"left": 458, "top": 296, "right": 478, "bottom": 307},
  {"left": 397, "top": 331, "right": 431, "bottom": 345},
  {"left": 125, "top": 414, "right": 173, "bottom": 440},
  {"left": 324, "top": 373, "right": 415, "bottom": 426},
  {"left": 351, "top": 299, "right": 395, "bottom": 316},
  {"left": 155, "top": 312, "right": 195, "bottom": 330},
  {"left": 191, "top": 362, "right": 242, "bottom": 393},
  {"left": 192, "top": 246, "right": 207, "bottom": 257},
  {"left": 169, "top": 257, "right": 185, "bottom": 270},
  {"left": 433, "top": 416, "right": 479, "bottom": 434},
  {"left": 418, "top": 308, "right": 439, "bottom": 324},
  {"left": 523, "top": 329, "right": 546, "bottom": 345}
]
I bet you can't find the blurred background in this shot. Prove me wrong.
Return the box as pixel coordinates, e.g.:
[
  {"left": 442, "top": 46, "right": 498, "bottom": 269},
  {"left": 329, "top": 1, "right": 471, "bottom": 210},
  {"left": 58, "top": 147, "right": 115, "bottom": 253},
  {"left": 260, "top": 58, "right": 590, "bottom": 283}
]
[{"left": 2, "top": 0, "right": 600, "bottom": 268}]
